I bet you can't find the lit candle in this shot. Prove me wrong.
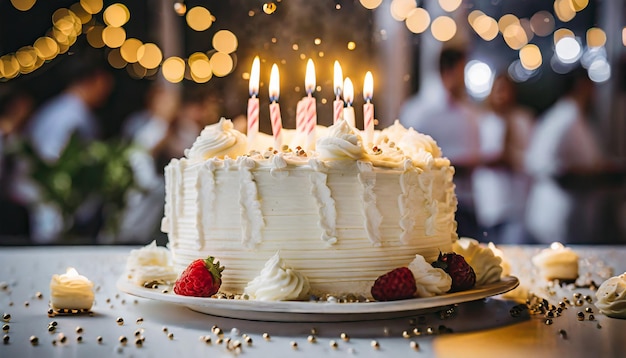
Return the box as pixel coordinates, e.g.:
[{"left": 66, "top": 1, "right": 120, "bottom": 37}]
[
  {"left": 333, "top": 61, "right": 344, "bottom": 124},
  {"left": 304, "top": 58, "right": 317, "bottom": 150},
  {"left": 247, "top": 56, "right": 260, "bottom": 149},
  {"left": 295, "top": 99, "right": 305, "bottom": 136},
  {"left": 342, "top": 77, "right": 355, "bottom": 128},
  {"left": 268, "top": 63, "right": 283, "bottom": 150},
  {"left": 363, "top": 71, "right": 374, "bottom": 145},
  {"left": 49, "top": 267, "right": 95, "bottom": 310}
]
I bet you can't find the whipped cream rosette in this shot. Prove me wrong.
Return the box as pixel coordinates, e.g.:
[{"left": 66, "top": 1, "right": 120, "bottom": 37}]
[
  {"left": 244, "top": 252, "right": 310, "bottom": 301},
  {"left": 125, "top": 240, "right": 177, "bottom": 285},
  {"left": 185, "top": 118, "right": 248, "bottom": 161},
  {"left": 595, "top": 273, "right": 626, "bottom": 319},
  {"left": 316, "top": 119, "right": 365, "bottom": 161},
  {"left": 452, "top": 238, "right": 503, "bottom": 286},
  {"left": 408, "top": 254, "right": 452, "bottom": 297}
]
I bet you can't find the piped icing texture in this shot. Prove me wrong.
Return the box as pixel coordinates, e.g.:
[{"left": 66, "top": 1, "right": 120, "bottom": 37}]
[
  {"left": 125, "top": 240, "right": 177, "bottom": 285},
  {"left": 452, "top": 238, "right": 503, "bottom": 286},
  {"left": 595, "top": 273, "right": 626, "bottom": 319},
  {"left": 408, "top": 255, "right": 452, "bottom": 297},
  {"left": 244, "top": 252, "right": 310, "bottom": 301},
  {"left": 163, "top": 118, "right": 457, "bottom": 296}
]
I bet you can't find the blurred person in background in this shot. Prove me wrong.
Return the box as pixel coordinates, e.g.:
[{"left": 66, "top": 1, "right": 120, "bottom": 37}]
[
  {"left": 25, "top": 47, "right": 114, "bottom": 243},
  {"left": 524, "top": 68, "right": 610, "bottom": 244},
  {"left": 0, "top": 83, "right": 35, "bottom": 240},
  {"left": 113, "top": 84, "right": 180, "bottom": 244},
  {"left": 400, "top": 47, "right": 482, "bottom": 240},
  {"left": 473, "top": 73, "right": 535, "bottom": 244}
]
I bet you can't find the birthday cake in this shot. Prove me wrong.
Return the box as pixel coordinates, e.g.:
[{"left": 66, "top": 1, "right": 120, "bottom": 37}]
[{"left": 160, "top": 118, "right": 458, "bottom": 297}]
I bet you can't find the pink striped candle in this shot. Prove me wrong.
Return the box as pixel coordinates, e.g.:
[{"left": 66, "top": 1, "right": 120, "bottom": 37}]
[
  {"left": 247, "top": 56, "right": 260, "bottom": 148},
  {"left": 268, "top": 64, "right": 283, "bottom": 150},
  {"left": 304, "top": 59, "right": 317, "bottom": 150},
  {"left": 333, "top": 61, "right": 344, "bottom": 124},
  {"left": 295, "top": 99, "right": 306, "bottom": 135},
  {"left": 363, "top": 71, "right": 374, "bottom": 145}
]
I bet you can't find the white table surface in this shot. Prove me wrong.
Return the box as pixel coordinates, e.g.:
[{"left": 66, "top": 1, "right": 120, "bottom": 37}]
[{"left": 0, "top": 245, "right": 625, "bottom": 358}]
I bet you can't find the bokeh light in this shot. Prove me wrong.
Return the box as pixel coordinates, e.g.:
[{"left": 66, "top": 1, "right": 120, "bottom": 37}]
[
  {"left": 212, "top": 30, "right": 238, "bottom": 54},
  {"left": 359, "top": 0, "right": 383, "bottom": 10},
  {"left": 438, "top": 0, "right": 461, "bottom": 13},
  {"left": 405, "top": 8, "right": 430, "bottom": 34},
  {"left": 107, "top": 48, "right": 127, "bottom": 69},
  {"left": 10, "top": 0, "right": 36, "bottom": 11},
  {"left": 554, "top": 0, "right": 576, "bottom": 22},
  {"left": 102, "top": 26, "right": 126, "bottom": 48},
  {"left": 572, "top": 0, "right": 589, "bottom": 12},
  {"left": 103, "top": 3, "right": 130, "bottom": 27},
  {"left": 69, "top": 3, "right": 92, "bottom": 24},
  {"left": 210, "top": 52, "right": 233, "bottom": 77},
  {"left": 473, "top": 14, "right": 498, "bottom": 41},
  {"left": 15, "top": 46, "right": 37, "bottom": 68},
  {"left": 186, "top": 6, "right": 213, "bottom": 31},
  {"left": 86, "top": 25, "right": 106, "bottom": 48},
  {"left": 586, "top": 28, "right": 606, "bottom": 48},
  {"left": 555, "top": 36, "right": 582, "bottom": 64},
  {"left": 553, "top": 28, "right": 575, "bottom": 45},
  {"left": 464, "top": 60, "right": 493, "bottom": 99},
  {"left": 431, "top": 16, "right": 456, "bottom": 42},
  {"left": 390, "top": 0, "right": 417, "bottom": 21},
  {"left": 33, "top": 37, "right": 59, "bottom": 60},
  {"left": 502, "top": 24, "right": 528, "bottom": 50},
  {"left": 519, "top": 44, "right": 542, "bottom": 70},
  {"left": 120, "top": 38, "right": 143, "bottom": 63},
  {"left": 347, "top": 41, "right": 356, "bottom": 50},
  {"left": 588, "top": 58, "right": 610, "bottom": 83},
  {"left": 162, "top": 56, "right": 186, "bottom": 83},
  {"left": 530, "top": 11, "right": 555, "bottom": 37},
  {"left": 80, "top": 0, "right": 103, "bottom": 15},
  {"left": 0, "top": 55, "right": 20, "bottom": 79},
  {"left": 137, "top": 43, "right": 163, "bottom": 69}
]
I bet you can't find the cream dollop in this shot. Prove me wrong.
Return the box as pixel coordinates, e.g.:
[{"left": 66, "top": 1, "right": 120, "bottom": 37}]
[
  {"left": 531, "top": 242, "right": 579, "bottom": 281},
  {"left": 244, "top": 252, "right": 310, "bottom": 301},
  {"left": 595, "top": 273, "right": 626, "bottom": 319},
  {"left": 125, "top": 240, "right": 178, "bottom": 285},
  {"left": 408, "top": 254, "right": 452, "bottom": 297},
  {"left": 378, "top": 120, "right": 442, "bottom": 159},
  {"left": 453, "top": 238, "right": 503, "bottom": 286},
  {"left": 488, "top": 242, "right": 511, "bottom": 277},
  {"left": 316, "top": 119, "right": 364, "bottom": 161},
  {"left": 50, "top": 268, "right": 94, "bottom": 310},
  {"left": 185, "top": 118, "right": 248, "bottom": 160}
]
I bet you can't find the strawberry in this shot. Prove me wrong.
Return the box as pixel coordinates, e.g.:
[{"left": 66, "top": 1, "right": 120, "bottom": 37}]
[
  {"left": 371, "top": 267, "right": 417, "bottom": 301},
  {"left": 432, "top": 252, "right": 476, "bottom": 292},
  {"left": 173, "top": 256, "right": 224, "bottom": 297}
]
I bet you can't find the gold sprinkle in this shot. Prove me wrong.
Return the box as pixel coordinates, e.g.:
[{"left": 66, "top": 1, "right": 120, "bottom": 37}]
[
  {"left": 52, "top": 339, "right": 57, "bottom": 346},
  {"left": 1, "top": 324, "right": 9, "bottom": 332},
  {"left": 310, "top": 328, "right": 317, "bottom": 335},
  {"left": 47, "top": 325, "right": 55, "bottom": 332},
  {"left": 204, "top": 336, "right": 212, "bottom": 344},
  {"left": 136, "top": 317, "right": 144, "bottom": 324},
  {"left": 341, "top": 332, "right": 350, "bottom": 342},
  {"left": 213, "top": 327, "right": 223, "bottom": 337},
  {"left": 290, "top": 341, "right": 298, "bottom": 349},
  {"left": 134, "top": 329, "right": 142, "bottom": 337},
  {"left": 371, "top": 340, "right": 380, "bottom": 349},
  {"left": 245, "top": 336, "right": 252, "bottom": 345},
  {"left": 162, "top": 327, "right": 168, "bottom": 333},
  {"left": 413, "top": 328, "right": 421, "bottom": 335},
  {"left": 76, "top": 326, "right": 83, "bottom": 334},
  {"left": 36, "top": 292, "right": 43, "bottom": 299},
  {"left": 3, "top": 335, "right": 9, "bottom": 344},
  {"left": 135, "top": 338, "right": 143, "bottom": 346},
  {"left": 30, "top": 335, "right": 39, "bottom": 345},
  {"left": 402, "top": 330, "right": 411, "bottom": 338},
  {"left": 59, "top": 334, "right": 67, "bottom": 344},
  {"left": 307, "top": 335, "right": 316, "bottom": 343},
  {"left": 24, "top": 301, "right": 29, "bottom": 307},
  {"left": 330, "top": 340, "right": 338, "bottom": 349},
  {"left": 167, "top": 333, "right": 174, "bottom": 340},
  {"left": 262, "top": 332, "right": 270, "bottom": 341},
  {"left": 97, "top": 336, "right": 103, "bottom": 343},
  {"left": 119, "top": 336, "right": 128, "bottom": 344},
  {"left": 116, "top": 317, "right": 124, "bottom": 325},
  {"left": 76, "top": 335, "right": 83, "bottom": 343},
  {"left": 410, "top": 341, "right": 419, "bottom": 350}
]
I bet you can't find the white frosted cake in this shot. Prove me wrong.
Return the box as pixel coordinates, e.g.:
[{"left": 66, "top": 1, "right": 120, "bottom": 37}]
[{"left": 161, "top": 118, "right": 458, "bottom": 297}]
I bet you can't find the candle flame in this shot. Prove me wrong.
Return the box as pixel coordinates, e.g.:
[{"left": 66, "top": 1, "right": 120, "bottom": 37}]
[
  {"left": 343, "top": 77, "right": 354, "bottom": 105},
  {"left": 249, "top": 56, "right": 260, "bottom": 96},
  {"left": 550, "top": 242, "right": 565, "bottom": 250},
  {"left": 66, "top": 267, "right": 79, "bottom": 277},
  {"left": 333, "top": 60, "right": 343, "bottom": 96},
  {"left": 269, "top": 63, "right": 280, "bottom": 102},
  {"left": 305, "top": 58, "right": 316, "bottom": 94},
  {"left": 363, "top": 71, "right": 373, "bottom": 101}
]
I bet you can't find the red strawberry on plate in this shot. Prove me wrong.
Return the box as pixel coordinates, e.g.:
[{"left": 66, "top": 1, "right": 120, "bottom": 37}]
[
  {"left": 432, "top": 252, "right": 476, "bottom": 292},
  {"left": 371, "top": 267, "right": 417, "bottom": 301},
  {"left": 174, "top": 256, "right": 224, "bottom": 297}
]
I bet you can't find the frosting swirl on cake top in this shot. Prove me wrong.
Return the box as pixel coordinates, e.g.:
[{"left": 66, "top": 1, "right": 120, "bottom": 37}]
[{"left": 186, "top": 118, "right": 248, "bottom": 160}]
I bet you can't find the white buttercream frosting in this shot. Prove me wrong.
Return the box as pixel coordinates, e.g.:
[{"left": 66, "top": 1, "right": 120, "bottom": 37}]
[
  {"left": 50, "top": 268, "right": 94, "bottom": 310},
  {"left": 531, "top": 242, "right": 579, "bottom": 281},
  {"left": 125, "top": 240, "right": 178, "bottom": 285},
  {"left": 185, "top": 118, "right": 248, "bottom": 160},
  {"left": 408, "top": 254, "right": 452, "bottom": 297},
  {"left": 244, "top": 252, "right": 311, "bottom": 301},
  {"left": 316, "top": 120, "right": 364, "bottom": 161},
  {"left": 595, "top": 273, "right": 626, "bottom": 319},
  {"left": 488, "top": 242, "right": 511, "bottom": 277},
  {"left": 452, "top": 238, "right": 503, "bottom": 286}
]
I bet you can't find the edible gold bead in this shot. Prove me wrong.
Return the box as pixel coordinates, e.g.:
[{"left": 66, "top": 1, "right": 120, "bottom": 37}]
[
  {"left": 1, "top": 324, "right": 9, "bottom": 332},
  {"left": 119, "top": 336, "right": 128, "bottom": 345},
  {"left": 290, "top": 341, "right": 298, "bottom": 349},
  {"left": 263, "top": 2, "right": 277, "bottom": 14},
  {"left": 330, "top": 340, "right": 338, "bottom": 349},
  {"left": 263, "top": 332, "right": 270, "bottom": 341},
  {"left": 3, "top": 334, "right": 9, "bottom": 344},
  {"left": 402, "top": 330, "right": 411, "bottom": 338},
  {"left": 167, "top": 333, "right": 174, "bottom": 340},
  {"left": 116, "top": 317, "right": 124, "bottom": 325},
  {"left": 340, "top": 332, "right": 350, "bottom": 341},
  {"left": 371, "top": 340, "right": 380, "bottom": 349},
  {"left": 75, "top": 326, "right": 83, "bottom": 334},
  {"left": 30, "top": 335, "right": 38, "bottom": 345},
  {"left": 2, "top": 313, "right": 10, "bottom": 322},
  {"left": 307, "top": 335, "right": 316, "bottom": 343},
  {"left": 410, "top": 341, "right": 419, "bottom": 350},
  {"left": 97, "top": 336, "right": 103, "bottom": 343}
]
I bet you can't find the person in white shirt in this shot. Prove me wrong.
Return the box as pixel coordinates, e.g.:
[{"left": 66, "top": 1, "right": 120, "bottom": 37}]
[
  {"left": 524, "top": 68, "right": 606, "bottom": 244},
  {"left": 400, "top": 48, "right": 482, "bottom": 239}
]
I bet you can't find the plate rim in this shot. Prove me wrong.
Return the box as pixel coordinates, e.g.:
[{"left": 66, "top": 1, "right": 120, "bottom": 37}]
[{"left": 117, "top": 275, "right": 519, "bottom": 315}]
